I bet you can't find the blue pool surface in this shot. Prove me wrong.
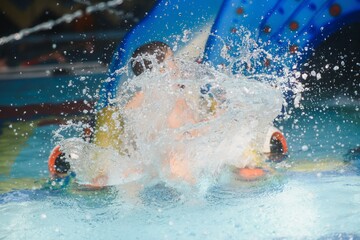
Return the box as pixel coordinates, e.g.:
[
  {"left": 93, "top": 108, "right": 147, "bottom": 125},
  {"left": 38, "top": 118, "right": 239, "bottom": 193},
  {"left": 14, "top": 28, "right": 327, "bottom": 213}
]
[
  {"left": 0, "top": 73, "right": 359, "bottom": 239},
  {"left": 0, "top": 73, "right": 105, "bottom": 106}
]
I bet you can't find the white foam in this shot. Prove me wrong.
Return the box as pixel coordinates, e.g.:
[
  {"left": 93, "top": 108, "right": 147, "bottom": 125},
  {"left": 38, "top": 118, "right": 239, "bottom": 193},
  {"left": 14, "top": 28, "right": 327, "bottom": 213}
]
[
  {"left": 56, "top": 38, "right": 302, "bottom": 188},
  {"left": 89, "top": 61, "right": 283, "bottom": 185}
]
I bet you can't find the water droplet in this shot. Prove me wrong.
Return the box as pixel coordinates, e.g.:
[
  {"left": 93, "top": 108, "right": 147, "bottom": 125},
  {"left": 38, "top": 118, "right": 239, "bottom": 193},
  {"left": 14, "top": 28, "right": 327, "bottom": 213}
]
[{"left": 301, "top": 145, "right": 309, "bottom": 151}]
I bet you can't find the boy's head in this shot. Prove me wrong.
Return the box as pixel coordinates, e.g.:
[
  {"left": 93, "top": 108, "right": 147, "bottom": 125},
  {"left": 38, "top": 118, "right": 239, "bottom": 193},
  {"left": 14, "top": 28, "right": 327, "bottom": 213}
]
[{"left": 131, "top": 41, "right": 172, "bottom": 76}]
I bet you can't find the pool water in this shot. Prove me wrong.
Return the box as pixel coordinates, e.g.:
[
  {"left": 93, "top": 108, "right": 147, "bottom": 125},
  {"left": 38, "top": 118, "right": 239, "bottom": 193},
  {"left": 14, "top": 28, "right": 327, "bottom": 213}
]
[{"left": 0, "top": 73, "right": 359, "bottom": 239}]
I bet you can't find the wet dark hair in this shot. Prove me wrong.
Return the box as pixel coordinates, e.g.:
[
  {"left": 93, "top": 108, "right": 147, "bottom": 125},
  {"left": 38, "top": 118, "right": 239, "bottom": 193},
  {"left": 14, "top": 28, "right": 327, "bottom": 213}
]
[{"left": 130, "top": 41, "right": 171, "bottom": 76}]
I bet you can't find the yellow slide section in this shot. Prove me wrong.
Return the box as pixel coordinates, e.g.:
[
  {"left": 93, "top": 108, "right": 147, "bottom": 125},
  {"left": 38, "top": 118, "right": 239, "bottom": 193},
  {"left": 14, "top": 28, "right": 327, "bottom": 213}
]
[
  {"left": 0, "top": 178, "right": 43, "bottom": 194},
  {"left": 93, "top": 106, "right": 125, "bottom": 151},
  {"left": 287, "top": 159, "right": 347, "bottom": 172},
  {"left": 0, "top": 121, "right": 34, "bottom": 176}
]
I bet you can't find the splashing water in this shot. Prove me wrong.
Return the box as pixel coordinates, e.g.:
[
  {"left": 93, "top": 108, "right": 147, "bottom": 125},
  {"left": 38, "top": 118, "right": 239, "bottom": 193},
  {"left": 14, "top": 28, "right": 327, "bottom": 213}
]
[
  {"left": 50, "top": 25, "right": 308, "bottom": 194},
  {"left": 57, "top": 57, "right": 290, "bottom": 190}
]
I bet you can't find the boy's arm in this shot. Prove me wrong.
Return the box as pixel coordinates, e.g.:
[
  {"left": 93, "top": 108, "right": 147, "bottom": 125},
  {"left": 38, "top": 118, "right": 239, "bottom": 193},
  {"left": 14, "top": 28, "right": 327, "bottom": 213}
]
[
  {"left": 125, "top": 91, "right": 144, "bottom": 109},
  {"left": 168, "top": 98, "right": 196, "bottom": 129}
]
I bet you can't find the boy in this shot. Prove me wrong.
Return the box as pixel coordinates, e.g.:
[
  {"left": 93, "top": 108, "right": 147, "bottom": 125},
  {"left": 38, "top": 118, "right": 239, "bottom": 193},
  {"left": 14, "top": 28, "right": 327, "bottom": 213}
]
[
  {"left": 50, "top": 41, "right": 268, "bottom": 188},
  {"left": 126, "top": 41, "right": 268, "bottom": 183}
]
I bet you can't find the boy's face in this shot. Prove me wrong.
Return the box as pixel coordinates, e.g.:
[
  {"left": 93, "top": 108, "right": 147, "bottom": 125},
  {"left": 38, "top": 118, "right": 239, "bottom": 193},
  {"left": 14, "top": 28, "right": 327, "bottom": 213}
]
[{"left": 160, "top": 49, "right": 179, "bottom": 77}]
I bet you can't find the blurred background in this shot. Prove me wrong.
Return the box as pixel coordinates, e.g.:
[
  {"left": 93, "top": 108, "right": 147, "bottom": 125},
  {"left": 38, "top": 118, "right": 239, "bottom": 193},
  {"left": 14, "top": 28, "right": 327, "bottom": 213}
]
[
  {"left": 0, "top": 0, "right": 155, "bottom": 70},
  {"left": 0, "top": 0, "right": 358, "bottom": 96}
]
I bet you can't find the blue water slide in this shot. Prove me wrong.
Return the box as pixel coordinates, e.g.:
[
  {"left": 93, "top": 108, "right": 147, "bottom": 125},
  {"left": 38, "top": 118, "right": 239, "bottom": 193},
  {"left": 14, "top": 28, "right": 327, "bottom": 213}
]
[
  {"left": 99, "top": 0, "right": 223, "bottom": 108},
  {"left": 102, "top": 0, "right": 360, "bottom": 107},
  {"left": 204, "top": 0, "right": 360, "bottom": 75}
]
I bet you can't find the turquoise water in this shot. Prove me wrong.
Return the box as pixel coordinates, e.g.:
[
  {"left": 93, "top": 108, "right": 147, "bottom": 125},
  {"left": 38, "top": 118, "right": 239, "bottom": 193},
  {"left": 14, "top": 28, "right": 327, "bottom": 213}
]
[
  {"left": 0, "top": 74, "right": 104, "bottom": 106},
  {"left": 0, "top": 75, "right": 359, "bottom": 239}
]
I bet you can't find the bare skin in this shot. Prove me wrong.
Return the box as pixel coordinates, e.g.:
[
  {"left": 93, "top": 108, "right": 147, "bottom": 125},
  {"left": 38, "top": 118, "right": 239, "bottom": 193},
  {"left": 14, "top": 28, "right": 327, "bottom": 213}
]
[{"left": 123, "top": 49, "right": 200, "bottom": 183}]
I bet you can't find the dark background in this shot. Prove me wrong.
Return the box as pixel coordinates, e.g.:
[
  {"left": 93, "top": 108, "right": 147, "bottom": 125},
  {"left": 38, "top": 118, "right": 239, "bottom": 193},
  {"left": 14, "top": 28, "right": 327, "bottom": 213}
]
[
  {"left": 0, "top": 0, "right": 358, "bottom": 100},
  {"left": 0, "top": 0, "right": 156, "bottom": 68}
]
